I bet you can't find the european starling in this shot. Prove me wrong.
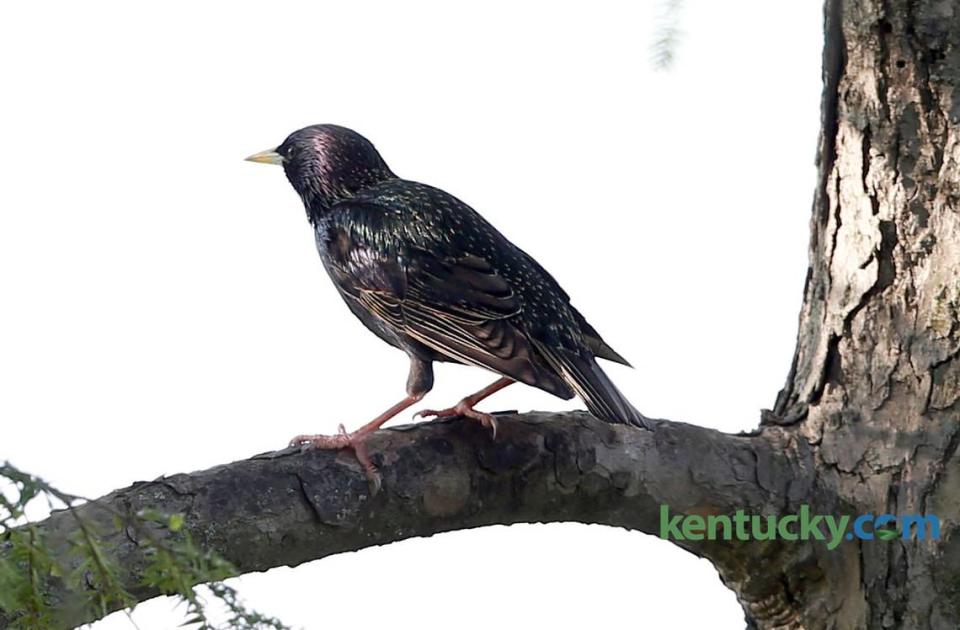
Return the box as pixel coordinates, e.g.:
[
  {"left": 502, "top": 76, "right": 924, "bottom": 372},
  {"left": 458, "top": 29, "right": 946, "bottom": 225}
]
[{"left": 247, "top": 124, "right": 650, "bottom": 486}]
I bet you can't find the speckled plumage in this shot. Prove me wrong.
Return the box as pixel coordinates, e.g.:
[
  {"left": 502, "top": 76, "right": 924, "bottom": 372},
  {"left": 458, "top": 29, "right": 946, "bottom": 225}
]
[{"left": 273, "top": 124, "right": 649, "bottom": 429}]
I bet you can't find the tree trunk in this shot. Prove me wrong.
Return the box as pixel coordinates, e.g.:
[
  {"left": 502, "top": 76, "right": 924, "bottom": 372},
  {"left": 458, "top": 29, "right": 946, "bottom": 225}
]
[
  {"left": 4, "top": 1, "right": 960, "bottom": 629},
  {"left": 767, "top": 0, "right": 960, "bottom": 626}
]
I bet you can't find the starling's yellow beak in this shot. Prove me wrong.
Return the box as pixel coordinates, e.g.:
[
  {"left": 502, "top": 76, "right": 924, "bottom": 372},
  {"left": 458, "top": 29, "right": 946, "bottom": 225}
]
[{"left": 244, "top": 148, "right": 284, "bottom": 165}]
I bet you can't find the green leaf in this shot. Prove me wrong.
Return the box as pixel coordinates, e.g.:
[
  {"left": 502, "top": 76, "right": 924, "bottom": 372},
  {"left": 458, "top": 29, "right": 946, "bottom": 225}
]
[
  {"left": 169, "top": 514, "right": 185, "bottom": 532},
  {"left": 2, "top": 463, "right": 291, "bottom": 629}
]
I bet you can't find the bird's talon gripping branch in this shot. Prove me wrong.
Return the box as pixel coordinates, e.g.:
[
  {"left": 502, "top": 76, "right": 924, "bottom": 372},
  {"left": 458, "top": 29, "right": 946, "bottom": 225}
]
[
  {"left": 417, "top": 402, "right": 499, "bottom": 439},
  {"left": 414, "top": 377, "right": 514, "bottom": 439},
  {"left": 351, "top": 442, "right": 382, "bottom": 495},
  {"left": 289, "top": 431, "right": 349, "bottom": 450},
  {"left": 289, "top": 429, "right": 382, "bottom": 494},
  {"left": 286, "top": 395, "right": 427, "bottom": 494},
  {"left": 480, "top": 413, "right": 498, "bottom": 440},
  {"left": 414, "top": 408, "right": 452, "bottom": 419}
]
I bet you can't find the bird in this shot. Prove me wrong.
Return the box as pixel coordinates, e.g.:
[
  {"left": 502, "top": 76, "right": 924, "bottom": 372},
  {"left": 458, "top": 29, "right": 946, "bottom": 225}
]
[{"left": 246, "top": 124, "right": 651, "bottom": 488}]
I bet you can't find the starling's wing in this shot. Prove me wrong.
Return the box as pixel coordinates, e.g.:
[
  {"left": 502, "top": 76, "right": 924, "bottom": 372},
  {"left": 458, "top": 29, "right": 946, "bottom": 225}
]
[
  {"left": 569, "top": 306, "right": 633, "bottom": 367},
  {"left": 512, "top": 247, "right": 632, "bottom": 367},
  {"left": 356, "top": 249, "right": 575, "bottom": 399},
  {"left": 529, "top": 340, "right": 650, "bottom": 428},
  {"left": 395, "top": 254, "right": 649, "bottom": 426}
]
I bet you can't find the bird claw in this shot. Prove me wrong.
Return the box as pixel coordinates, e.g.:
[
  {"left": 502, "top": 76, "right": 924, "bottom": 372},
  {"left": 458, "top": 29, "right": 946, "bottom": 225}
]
[
  {"left": 415, "top": 402, "right": 498, "bottom": 440},
  {"left": 481, "top": 414, "right": 498, "bottom": 440},
  {"left": 414, "top": 407, "right": 455, "bottom": 420},
  {"left": 288, "top": 428, "right": 382, "bottom": 495}
]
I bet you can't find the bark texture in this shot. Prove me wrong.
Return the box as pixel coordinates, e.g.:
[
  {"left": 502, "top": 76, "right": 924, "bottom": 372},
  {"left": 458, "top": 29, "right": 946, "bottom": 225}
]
[
  {"left": 4, "top": 1, "right": 960, "bottom": 629},
  {"left": 768, "top": 0, "right": 960, "bottom": 627},
  {"left": 1, "top": 413, "right": 808, "bottom": 630}
]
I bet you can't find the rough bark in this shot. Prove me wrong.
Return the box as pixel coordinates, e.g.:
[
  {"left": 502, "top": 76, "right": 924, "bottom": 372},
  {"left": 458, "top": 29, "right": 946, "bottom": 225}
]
[
  {"left": 1, "top": 413, "right": 810, "bottom": 630},
  {"left": 4, "top": 1, "right": 959, "bottom": 629},
  {"left": 767, "top": 0, "right": 960, "bottom": 627}
]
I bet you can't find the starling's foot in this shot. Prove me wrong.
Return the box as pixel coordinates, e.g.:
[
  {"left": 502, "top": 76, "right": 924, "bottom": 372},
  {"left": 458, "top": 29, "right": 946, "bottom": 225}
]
[
  {"left": 415, "top": 402, "right": 499, "bottom": 439},
  {"left": 289, "top": 425, "right": 382, "bottom": 494}
]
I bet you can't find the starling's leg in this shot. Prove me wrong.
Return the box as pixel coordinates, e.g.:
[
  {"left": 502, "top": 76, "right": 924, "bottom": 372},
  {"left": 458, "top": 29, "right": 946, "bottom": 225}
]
[
  {"left": 415, "top": 377, "right": 514, "bottom": 438},
  {"left": 289, "top": 358, "right": 434, "bottom": 493}
]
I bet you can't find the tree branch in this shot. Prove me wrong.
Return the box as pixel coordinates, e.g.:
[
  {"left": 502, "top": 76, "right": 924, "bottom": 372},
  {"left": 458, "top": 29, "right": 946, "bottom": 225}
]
[{"left": 3, "top": 412, "right": 811, "bottom": 629}]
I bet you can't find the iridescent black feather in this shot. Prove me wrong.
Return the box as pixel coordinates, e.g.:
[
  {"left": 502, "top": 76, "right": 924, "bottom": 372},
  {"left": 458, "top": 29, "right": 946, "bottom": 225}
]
[{"left": 277, "top": 124, "right": 650, "bottom": 429}]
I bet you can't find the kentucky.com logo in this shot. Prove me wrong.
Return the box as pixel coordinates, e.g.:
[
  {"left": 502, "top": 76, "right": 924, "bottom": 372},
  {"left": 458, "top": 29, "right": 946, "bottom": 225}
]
[{"left": 659, "top": 505, "right": 941, "bottom": 550}]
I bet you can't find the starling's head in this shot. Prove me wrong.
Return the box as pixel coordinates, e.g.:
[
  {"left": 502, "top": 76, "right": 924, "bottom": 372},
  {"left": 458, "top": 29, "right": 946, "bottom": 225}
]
[{"left": 246, "top": 124, "right": 394, "bottom": 218}]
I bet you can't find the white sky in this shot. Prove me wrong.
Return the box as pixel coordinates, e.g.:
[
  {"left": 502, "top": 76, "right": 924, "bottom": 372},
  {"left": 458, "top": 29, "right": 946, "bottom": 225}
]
[{"left": 1, "top": 1, "right": 823, "bottom": 628}]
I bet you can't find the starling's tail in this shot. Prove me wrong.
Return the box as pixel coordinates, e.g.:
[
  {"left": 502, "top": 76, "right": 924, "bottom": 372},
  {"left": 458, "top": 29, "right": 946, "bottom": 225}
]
[{"left": 542, "top": 348, "right": 652, "bottom": 430}]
